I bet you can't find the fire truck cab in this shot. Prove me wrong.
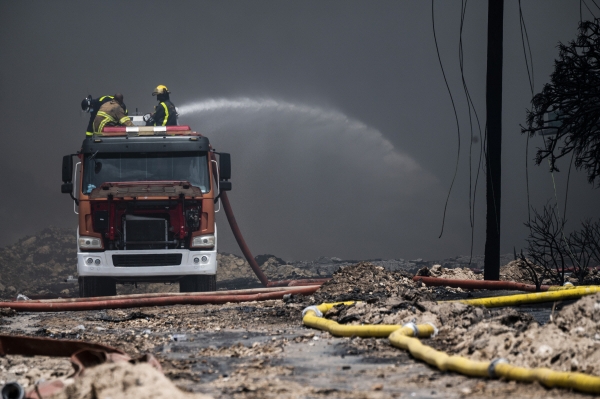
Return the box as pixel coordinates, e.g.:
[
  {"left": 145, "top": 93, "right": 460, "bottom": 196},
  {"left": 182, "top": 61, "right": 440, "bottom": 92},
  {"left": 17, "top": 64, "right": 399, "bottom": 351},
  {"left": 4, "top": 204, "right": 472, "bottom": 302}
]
[{"left": 61, "top": 125, "right": 231, "bottom": 297}]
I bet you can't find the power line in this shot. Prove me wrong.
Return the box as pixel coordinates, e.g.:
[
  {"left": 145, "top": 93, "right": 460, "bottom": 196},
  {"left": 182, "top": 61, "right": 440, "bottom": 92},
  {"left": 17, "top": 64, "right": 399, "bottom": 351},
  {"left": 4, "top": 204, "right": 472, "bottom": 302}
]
[
  {"left": 459, "top": 0, "right": 485, "bottom": 266},
  {"left": 591, "top": 0, "right": 600, "bottom": 11},
  {"left": 432, "top": 0, "right": 462, "bottom": 239},
  {"left": 519, "top": 0, "right": 534, "bottom": 229},
  {"left": 582, "top": 0, "right": 598, "bottom": 19}
]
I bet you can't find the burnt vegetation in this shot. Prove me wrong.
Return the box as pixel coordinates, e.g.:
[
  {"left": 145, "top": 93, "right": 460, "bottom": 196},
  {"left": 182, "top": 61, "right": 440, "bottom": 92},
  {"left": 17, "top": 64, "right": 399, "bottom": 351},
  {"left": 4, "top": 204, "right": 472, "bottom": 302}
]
[
  {"left": 521, "top": 204, "right": 600, "bottom": 285},
  {"left": 522, "top": 19, "right": 600, "bottom": 186}
]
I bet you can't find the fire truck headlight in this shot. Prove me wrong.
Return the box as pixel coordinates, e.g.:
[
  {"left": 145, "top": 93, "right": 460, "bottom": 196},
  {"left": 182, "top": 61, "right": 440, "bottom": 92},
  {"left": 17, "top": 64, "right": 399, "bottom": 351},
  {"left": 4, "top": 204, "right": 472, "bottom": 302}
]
[
  {"left": 79, "top": 236, "right": 103, "bottom": 249},
  {"left": 191, "top": 235, "right": 215, "bottom": 249}
]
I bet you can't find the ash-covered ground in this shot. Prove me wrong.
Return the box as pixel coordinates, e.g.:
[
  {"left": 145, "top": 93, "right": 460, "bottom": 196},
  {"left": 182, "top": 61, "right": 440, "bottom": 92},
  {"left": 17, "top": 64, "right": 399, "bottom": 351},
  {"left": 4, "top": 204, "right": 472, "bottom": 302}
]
[{"left": 1, "top": 228, "right": 599, "bottom": 398}]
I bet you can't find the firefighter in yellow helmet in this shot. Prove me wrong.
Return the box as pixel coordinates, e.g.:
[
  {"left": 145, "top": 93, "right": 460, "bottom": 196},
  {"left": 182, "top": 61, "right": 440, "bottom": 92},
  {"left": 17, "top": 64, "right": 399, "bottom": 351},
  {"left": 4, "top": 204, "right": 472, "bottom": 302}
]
[
  {"left": 146, "top": 85, "right": 178, "bottom": 126},
  {"left": 92, "top": 93, "right": 133, "bottom": 134}
]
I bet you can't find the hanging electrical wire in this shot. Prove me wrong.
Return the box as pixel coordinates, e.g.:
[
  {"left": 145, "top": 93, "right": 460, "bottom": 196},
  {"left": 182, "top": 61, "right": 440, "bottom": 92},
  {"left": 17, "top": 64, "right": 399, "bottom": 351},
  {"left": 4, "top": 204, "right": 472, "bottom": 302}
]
[
  {"left": 458, "top": 0, "right": 485, "bottom": 266},
  {"left": 519, "top": 0, "right": 535, "bottom": 228},
  {"left": 432, "top": 0, "right": 462, "bottom": 239},
  {"left": 520, "top": 2, "right": 582, "bottom": 268},
  {"left": 564, "top": 151, "right": 577, "bottom": 218},
  {"left": 582, "top": 0, "right": 599, "bottom": 19}
]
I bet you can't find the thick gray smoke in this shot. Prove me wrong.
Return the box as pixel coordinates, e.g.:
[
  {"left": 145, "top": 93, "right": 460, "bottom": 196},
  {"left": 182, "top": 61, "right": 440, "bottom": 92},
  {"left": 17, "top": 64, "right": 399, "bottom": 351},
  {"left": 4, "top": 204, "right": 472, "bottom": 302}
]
[{"left": 179, "top": 98, "right": 446, "bottom": 261}]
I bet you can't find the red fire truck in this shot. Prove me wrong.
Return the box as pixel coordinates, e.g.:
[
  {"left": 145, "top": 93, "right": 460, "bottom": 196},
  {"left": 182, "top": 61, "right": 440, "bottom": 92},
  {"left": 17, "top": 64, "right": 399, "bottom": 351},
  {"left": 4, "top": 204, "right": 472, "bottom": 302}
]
[{"left": 61, "top": 123, "right": 231, "bottom": 297}]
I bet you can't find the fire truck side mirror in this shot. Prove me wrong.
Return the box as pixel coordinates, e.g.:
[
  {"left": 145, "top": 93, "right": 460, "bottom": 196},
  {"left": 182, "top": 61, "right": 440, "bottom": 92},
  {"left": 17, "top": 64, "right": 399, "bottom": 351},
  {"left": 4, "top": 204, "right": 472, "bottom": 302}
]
[
  {"left": 219, "top": 181, "right": 232, "bottom": 192},
  {"left": 219, "top": 153, "right": 231, "bottom": 180},
  {"left": 61, "top": 182, "right": 73, "bottom": 194},
  {"left": 62, "top": 155, "right": 73, "bottom": 183}
]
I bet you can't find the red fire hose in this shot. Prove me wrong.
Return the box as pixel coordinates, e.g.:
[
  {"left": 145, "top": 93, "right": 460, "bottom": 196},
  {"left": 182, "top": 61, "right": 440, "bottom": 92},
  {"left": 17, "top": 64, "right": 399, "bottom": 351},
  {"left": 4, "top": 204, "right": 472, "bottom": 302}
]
[
  {"left": 211, "top": 150, "right": 328, "bottom": 288},
  {"left": 1, "top": 285, "right": 319, "bottom": 312},
  {"left": 413, "top": 276, "right": 550, "bottom": 292},
  {"left": 26, "top": 287, "right": 315, "bottom": 303},
  {"left": 219, "top": 185, "right": 330, "bottom": 288}
]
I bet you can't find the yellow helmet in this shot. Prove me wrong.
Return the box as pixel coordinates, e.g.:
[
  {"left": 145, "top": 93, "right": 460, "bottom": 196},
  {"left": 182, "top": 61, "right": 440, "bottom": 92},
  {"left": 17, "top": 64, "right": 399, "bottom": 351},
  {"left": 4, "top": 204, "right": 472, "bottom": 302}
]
[{"left": 152, "top": 85, "right": 170, "bottom": 96}]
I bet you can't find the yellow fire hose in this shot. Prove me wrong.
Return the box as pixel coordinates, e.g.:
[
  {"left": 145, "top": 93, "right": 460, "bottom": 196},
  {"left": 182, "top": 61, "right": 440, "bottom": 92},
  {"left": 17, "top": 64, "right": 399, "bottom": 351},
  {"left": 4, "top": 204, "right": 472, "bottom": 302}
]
[
  {"left": 302, "top": 298, "right": 600, "bottom": 394},
  {"left": 455, "top": 285, "right": 600, "bottom": 307}
]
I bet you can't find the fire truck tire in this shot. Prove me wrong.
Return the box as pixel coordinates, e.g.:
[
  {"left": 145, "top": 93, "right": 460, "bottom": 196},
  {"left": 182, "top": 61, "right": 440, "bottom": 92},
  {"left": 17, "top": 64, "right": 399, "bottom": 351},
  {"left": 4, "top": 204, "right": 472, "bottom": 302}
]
[
  {"left": 179, "top": 275, "right": 216, "bottom": 292},
  {"left": 79, "top": 277, "right": 117, "bottom": 298}
]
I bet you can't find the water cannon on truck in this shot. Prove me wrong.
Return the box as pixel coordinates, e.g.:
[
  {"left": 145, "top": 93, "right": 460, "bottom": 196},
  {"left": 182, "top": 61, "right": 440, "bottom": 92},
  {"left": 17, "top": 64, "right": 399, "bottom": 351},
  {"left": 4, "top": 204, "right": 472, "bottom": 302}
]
[{"left": 61, "top": 121, "right": 232, "bottom": 297}]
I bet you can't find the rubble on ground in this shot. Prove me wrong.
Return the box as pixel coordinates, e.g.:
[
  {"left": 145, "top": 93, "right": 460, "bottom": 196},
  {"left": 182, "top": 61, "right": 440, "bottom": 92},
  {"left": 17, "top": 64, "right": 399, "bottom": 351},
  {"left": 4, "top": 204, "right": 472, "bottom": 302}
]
[
  {"left": 0, "top": 227, "right": 77, "bottom": 298},
  {"left": 434, "top": 254, "right": 515, "bottom": 270},
  {"left": 29, "top": 300, "right": 301, "bottom": 355},
  {"left": 437, "top": 294, "right": 600, "bottom": 375},
  {"left": 313, "top": 262, "right": 432, "bottom": 303},
  {"left": 0, "top": 355, "right": 72, "bottom": 389},
  {"left": 318, "top": 263, "right": 600, "bottom": 376},
  {"left": 0, "top": 259, "right": 596, "bottom": 398},
  {"left": 416, "top": 264, "right": 482, "bottom": 280},
  {"left": 50, "top": 361, "right": 212, "bottom": 399},
  {"left": 499, "top": 259, "right": 553, "bottom": 285},
  {"left": 217, "top": 254, "right": 316, "bottom": 282}
]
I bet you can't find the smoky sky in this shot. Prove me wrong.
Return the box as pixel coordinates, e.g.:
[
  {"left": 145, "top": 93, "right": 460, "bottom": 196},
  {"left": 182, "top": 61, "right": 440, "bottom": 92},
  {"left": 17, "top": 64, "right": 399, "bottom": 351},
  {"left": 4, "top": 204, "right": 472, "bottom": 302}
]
[{"left": 0, "top": 1, "right": 598, "bottom": 261}]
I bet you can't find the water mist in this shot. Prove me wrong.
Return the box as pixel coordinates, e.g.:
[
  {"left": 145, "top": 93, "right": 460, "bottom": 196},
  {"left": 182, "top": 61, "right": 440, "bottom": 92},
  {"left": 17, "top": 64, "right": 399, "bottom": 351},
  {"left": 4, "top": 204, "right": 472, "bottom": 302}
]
[{"left": 179, "top": 97, "right": 444, "bottom": 260}]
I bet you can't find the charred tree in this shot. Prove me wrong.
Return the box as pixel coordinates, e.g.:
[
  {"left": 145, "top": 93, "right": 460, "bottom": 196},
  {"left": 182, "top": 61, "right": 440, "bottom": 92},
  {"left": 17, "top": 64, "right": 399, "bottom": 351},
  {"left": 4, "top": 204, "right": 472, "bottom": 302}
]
[{"left": 522, "top": 19, "right": 600, "bottom": 187}]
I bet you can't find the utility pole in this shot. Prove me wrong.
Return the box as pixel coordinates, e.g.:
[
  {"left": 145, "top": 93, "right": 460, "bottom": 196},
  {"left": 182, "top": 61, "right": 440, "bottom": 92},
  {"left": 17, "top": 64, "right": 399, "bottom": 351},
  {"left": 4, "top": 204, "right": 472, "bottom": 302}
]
[{"left": 484, "top": 0, "right": 503, "bottom": 280}]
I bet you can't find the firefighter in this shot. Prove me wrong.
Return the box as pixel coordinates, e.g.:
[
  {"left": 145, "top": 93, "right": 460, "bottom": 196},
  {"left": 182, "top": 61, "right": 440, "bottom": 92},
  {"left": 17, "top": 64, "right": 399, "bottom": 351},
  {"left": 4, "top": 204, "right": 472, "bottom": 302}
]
[
  {"left": 146, "top": 85, "right": 177, "bottom": 126},
  {"left": 92, "top": 94, "right": 133, "bottom": 134},
  {"left": 81, "top": 94, "right": 128, "bottom": 136}
]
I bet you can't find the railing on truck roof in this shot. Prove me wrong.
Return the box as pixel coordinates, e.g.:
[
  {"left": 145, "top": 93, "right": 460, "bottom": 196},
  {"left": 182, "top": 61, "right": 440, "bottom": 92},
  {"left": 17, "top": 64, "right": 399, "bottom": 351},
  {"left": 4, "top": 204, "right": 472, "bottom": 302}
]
[{"left": 98, "top": 125, "right": 200, "bottom": 137}]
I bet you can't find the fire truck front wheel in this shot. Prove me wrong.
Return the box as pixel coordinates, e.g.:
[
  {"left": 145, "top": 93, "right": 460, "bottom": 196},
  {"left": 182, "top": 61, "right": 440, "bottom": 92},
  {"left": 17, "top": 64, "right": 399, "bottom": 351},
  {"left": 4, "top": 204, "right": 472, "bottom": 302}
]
[
  {"left": 179, "top": 275, "right": 216, "bottom": 293},
  {"left": 79, "top": 276, "right": 117, "bottom": 298}
]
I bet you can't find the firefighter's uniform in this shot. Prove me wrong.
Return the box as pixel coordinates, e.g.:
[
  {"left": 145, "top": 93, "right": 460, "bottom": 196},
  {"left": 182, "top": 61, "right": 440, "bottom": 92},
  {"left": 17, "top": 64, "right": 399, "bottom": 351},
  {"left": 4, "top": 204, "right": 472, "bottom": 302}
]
[
  {"left": 93, "top": 100, "right": 133, "bottom": 133},
  {"left": 86, "top": 96, "right": 128, "bottom": 136},
  {"left": 147, "top": 85, "right": 177, "bottom": 126},
  {"left": 151, "top": 100, "right": 177, "bottom": 126}
]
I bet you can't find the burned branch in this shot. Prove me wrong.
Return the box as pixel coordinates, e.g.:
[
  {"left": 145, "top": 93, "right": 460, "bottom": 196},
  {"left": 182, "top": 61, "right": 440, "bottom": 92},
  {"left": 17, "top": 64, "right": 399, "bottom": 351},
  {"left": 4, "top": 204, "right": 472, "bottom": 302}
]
[
  {"left": 516, "top": 250, "right": 547, "bottom": 291},
  {"left": 523, "top": 204, "right": 567, "bottom": 285},
  {"left": 522, "top": 20, "right": 600, "bottom": 187},
  {"left": 582, "top": 219, "right": 600, "bottom": 267}
]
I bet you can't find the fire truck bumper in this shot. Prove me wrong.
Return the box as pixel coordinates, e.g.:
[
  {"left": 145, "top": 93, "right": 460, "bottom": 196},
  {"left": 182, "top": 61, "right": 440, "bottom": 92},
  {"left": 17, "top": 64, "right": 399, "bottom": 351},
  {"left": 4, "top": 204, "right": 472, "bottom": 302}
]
[{"left": 77, "top": 249, "right": 217, "bottom": 277}]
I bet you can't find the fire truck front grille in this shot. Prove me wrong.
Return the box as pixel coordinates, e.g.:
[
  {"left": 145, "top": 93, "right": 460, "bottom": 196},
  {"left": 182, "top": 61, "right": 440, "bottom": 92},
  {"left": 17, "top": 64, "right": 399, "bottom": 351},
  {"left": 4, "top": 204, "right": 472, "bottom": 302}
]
[{"left": 112, "top": 254, "right": 183, "bottom": 267}]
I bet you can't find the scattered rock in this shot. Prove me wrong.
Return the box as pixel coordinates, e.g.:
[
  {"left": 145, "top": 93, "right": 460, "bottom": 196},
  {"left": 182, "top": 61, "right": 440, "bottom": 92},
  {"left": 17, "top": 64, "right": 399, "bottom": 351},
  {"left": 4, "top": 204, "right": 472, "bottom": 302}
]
[
  {"left": 499, "top": 259, "right": 550, "bottom": 285},
  {"left": 313, "top": 262, "right": 425, "bottom": 304},
  {"left": 416, "top": 264, "right": 482, "bottom": 280},
  {"left": 0, "top": 227, "right": 77, "bottom": 298},
  {"left": 51, "top": 362, "right": 212, "bottom": 399}
]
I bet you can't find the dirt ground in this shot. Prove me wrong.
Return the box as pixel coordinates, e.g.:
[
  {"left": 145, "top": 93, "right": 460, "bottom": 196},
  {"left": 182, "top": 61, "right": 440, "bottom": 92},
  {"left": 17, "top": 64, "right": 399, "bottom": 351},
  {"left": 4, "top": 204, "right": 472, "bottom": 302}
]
[{"left": 0, "top": 263, "right": 598, "bottom": 398}]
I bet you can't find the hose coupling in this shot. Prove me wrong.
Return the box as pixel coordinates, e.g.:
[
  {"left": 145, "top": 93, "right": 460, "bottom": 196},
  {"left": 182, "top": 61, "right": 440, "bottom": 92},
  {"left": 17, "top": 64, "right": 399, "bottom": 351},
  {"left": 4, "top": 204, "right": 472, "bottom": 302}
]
[
  {"left": 424, "top": 322, "right": 439, "bottom": 337},
  {"left": 302, "top": 306, "right": 323, "bottom": 318},
  {"left": 488, "top": 358, "right": 507, "bottom": 378},
  {"left": 1, "top": 382, "right": 25, "bottom": 399},
  {"left": 402, "top": 322, "right": 419, "bottom": 337}
]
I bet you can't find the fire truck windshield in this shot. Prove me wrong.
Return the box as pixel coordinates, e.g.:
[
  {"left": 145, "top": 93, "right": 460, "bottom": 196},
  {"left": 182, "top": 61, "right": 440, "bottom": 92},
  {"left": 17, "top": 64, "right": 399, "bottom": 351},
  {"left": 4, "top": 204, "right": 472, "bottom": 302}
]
[{"left": 82, "top": 152, "right": 210, "bottom": 194}]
